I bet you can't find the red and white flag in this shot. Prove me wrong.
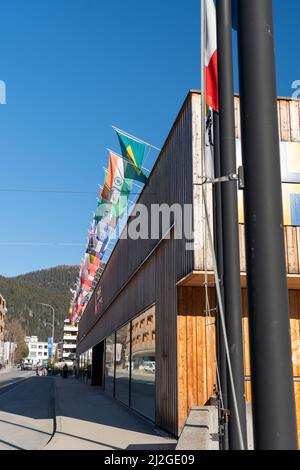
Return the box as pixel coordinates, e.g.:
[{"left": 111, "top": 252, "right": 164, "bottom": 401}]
[{"left": 205, "top": 0, "right": 218, "bottom": 112}]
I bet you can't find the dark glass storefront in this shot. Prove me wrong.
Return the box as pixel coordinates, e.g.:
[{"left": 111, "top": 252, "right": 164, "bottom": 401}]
[
  {"left": 106, "top": 309, "right": 156, "bottom": 421},
  {"left": 79, "top": 307, "right": 156, "bottom": 421},
  {"left": 115, "top": 324, "right": 130, "bottom": 406}
]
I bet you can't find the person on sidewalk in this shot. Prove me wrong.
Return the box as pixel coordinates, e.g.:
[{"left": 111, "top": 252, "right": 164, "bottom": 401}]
[{"left": 62, "top": 363, "right": 68, "bottom": 379}]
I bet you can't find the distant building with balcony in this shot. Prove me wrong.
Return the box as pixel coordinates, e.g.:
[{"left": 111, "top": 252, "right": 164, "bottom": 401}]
[
  {"left": 0, "top": 294, "right": 6, "bottom": 365},
  {"left": 62, "top": 319, "right": 78, "bottom": 361},
  {"left": 25, "top": 336, "right": 57, "bottom": 366}
]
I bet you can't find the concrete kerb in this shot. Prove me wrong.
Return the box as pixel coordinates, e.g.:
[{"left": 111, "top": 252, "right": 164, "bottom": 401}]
[{"left": 43, "top": 377, "right": 61, "bottom": 449}]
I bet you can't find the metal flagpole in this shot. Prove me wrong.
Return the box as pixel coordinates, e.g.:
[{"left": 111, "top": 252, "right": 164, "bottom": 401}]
[
  {"left": 216, "top": 0, "right": 247, "bottom": 450},
  {"left": 237, "top": 0, "right": 298, "bottom": 449},
  {"left": 213, "top": 110, "right": 229, "bottom": 450}
]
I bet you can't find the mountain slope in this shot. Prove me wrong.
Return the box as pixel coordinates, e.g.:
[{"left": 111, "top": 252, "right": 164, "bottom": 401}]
[{"left": 0, "top": 266, "right": 79, "bottom": 342}]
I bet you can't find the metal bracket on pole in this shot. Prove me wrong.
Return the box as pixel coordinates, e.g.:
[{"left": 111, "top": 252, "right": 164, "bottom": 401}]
[{"left": 196, "top": 166, "right": 245, "bottom": 190}]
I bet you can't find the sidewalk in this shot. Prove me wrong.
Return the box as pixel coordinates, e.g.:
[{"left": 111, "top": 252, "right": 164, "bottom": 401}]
[
  {"left": 0, "top": 366, "right": 14, "bottom": 374},
  {"left": 45, "top": 377, "right": 177, "bottom": 450}
]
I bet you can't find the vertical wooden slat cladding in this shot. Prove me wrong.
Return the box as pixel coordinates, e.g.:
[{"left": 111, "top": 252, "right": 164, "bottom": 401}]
[
  {"left": 78, "top": 92, "right": 197, "bottom": 435},
  {"left": 290, "top": 101, "right": 300, "bottom": 142},
  {"left": 239, "top": 224, "right": 300, "bottom": 275},
  {"left": 279, "top": 100, "right": 291, "bottom": 141},
  {"left": 177, "top": 286, "right": 216, "bottom": 434},
  {"left": 234, "top": 96, "right": 241, "bottom": 139},
  {"left": 192, "top": 94, "right": 214, "bottom": 271}
]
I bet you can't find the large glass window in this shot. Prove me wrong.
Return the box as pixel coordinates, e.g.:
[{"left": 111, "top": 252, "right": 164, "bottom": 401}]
[
  {"left": 131, "top": 310, "right": 156, "bottom": 421},
  {"left": 104, "top": 333, "right": 115, "bottom": 396},
  {"left": 87, "top": 348, "right": 92, "bottom": 383},
  {"left": 115, "top": 324, "right": 131, "bottom": 405}
]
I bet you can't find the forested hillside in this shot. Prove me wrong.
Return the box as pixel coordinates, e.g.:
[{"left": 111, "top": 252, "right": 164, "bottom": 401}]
[{"left": 0, "top": 265, "right": 79, "bottom": 342}]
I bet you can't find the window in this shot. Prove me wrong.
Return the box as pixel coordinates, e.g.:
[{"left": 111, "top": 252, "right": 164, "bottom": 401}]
[
  {"left": 131, "top": 309, "right": 156, "bottom": 421},
  {"left": 102, "top": 308, "right": 156, "bottom": 422},
  {"left": 104, "top": 333, "right": 115, "bottom": 396},
  {"left": 115, "top": 324, "right": 130, "bottom": 406}
]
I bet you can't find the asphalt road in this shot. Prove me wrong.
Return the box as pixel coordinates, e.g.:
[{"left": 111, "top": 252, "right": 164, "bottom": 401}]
[{"left": 0, "top": 369, "right": 55, "bottom": 450}]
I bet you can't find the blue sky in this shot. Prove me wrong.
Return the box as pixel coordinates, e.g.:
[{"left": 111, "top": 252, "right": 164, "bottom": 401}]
[{"left": 0, "top": 0, "right": 299, "bottom": 277}]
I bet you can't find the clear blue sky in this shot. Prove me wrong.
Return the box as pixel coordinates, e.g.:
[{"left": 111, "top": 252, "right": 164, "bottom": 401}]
[{"left": 0, "top": 0, "right": 299, "bottom": 277}]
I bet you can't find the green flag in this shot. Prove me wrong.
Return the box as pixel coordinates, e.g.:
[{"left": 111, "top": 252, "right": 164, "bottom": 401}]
[{"left": 116, "top": 130, "right": 147, "bottom": 172}]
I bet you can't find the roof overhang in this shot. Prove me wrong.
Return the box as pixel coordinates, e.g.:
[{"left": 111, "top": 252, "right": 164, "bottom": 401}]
[{"left": 177, "top": 271, "right": 300, "bottom": 290}]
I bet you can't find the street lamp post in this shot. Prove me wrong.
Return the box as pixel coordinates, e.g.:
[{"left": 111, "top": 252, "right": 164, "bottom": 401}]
[{"left": 38, "top": 303, "right": 55, "bottom": 359}]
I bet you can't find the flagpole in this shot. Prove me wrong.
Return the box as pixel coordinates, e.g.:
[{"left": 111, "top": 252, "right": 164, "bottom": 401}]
[
  {"left": 112, "top": 126, "right": 161, "bottom": 151},
  {"left": 237, "top": 0, "right": 298, "bottom": 450},
  {"left": 216, "top": 0, "right": 247, "bottom": 450},
  {"left": 213, "top": 109, "right": 229, "bottom": 450}
]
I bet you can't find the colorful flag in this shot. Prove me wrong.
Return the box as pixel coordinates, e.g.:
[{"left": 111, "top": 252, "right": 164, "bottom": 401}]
[
  {"left": 101, "top": 151, "right": 146, "bottom": 201},
  {"left": 116, "top": 130, "right": 147, "bottom": 172},
  {"left": 205, "top": 0, "right": 218, "bottom": 112},
  {"left": 94, "top": 198, "right": 111, "bottom": 222}
]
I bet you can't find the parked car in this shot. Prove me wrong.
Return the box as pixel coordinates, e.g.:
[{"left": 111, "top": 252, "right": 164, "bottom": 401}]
[
  {"left": 21, "top": 362, "right": 33, "bottom": 371},
  {"left": 143, "top": 361, "right": 155, "bottom": 373}
]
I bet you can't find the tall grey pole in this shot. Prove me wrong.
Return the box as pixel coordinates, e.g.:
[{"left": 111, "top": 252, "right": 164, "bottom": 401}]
[
  {"left": 213, "top": 110, "right": 229, "bottom": 450},
  {"left": 237, "top": 0, "right": 298, "bottom": 449},
  {"left": 216, "top": 0, "right": 248, "bottom": 450}
]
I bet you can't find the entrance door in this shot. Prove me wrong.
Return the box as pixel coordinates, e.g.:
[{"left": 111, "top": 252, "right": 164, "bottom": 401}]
[{"left": 92, "top": 341, "right": 104, "bottom": 387}]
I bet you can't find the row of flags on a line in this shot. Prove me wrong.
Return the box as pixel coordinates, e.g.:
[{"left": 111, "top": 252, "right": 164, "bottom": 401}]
[
  {"left": 69, "top": 128, "right": 154, "bottom": 322},
  {"left": 69, "top": 0, "right": 237, "bottom": 323}
]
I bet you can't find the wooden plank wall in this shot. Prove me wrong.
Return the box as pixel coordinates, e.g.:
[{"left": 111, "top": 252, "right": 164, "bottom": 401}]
[
  {"left": 239, "top": 224, "right": 300, "bottom": 275},
  {"left": 235, "top": 96, "right": 300, "bottom": 142},
  {"left": 177, "top": 285, "right": 300, "bottom": 445},
  {"left": 177, "top": 286, "right": 216, "bottom": 434}
]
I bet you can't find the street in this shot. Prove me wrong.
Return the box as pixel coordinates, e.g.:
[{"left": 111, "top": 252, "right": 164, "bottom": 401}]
[
  {"left": 0, "top": 369, "right": 54, "bottom": 450},
  {"left": 0, "top": 370, "right": 177, "bottom": 450}
]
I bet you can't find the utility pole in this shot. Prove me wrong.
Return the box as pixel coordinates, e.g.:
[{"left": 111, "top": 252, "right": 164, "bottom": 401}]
[
  {"left": 216, "top": 0, "right": 247, "bottom": 449},
  {"left": 237, "top": 0, "right": 298, "bottom": 449}
]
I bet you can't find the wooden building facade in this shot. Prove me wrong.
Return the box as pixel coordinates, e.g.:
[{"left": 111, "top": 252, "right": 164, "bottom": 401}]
[{"left": 77, "top": 91, "right": 300, "bottom": 445}]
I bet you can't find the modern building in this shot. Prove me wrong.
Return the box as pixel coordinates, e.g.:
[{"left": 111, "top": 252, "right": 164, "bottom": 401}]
[
  {"left": 25, "top": 336, "right": 57, "bottom": 366},
  {"left": 0, "top": 294, "right": 6, "bottom": 365},
  {"left": 77, "top": 92, "right": 300, "bottom": 445},
  {"left": 62, "top": 319, "right": 78, "bottom": 361}
]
